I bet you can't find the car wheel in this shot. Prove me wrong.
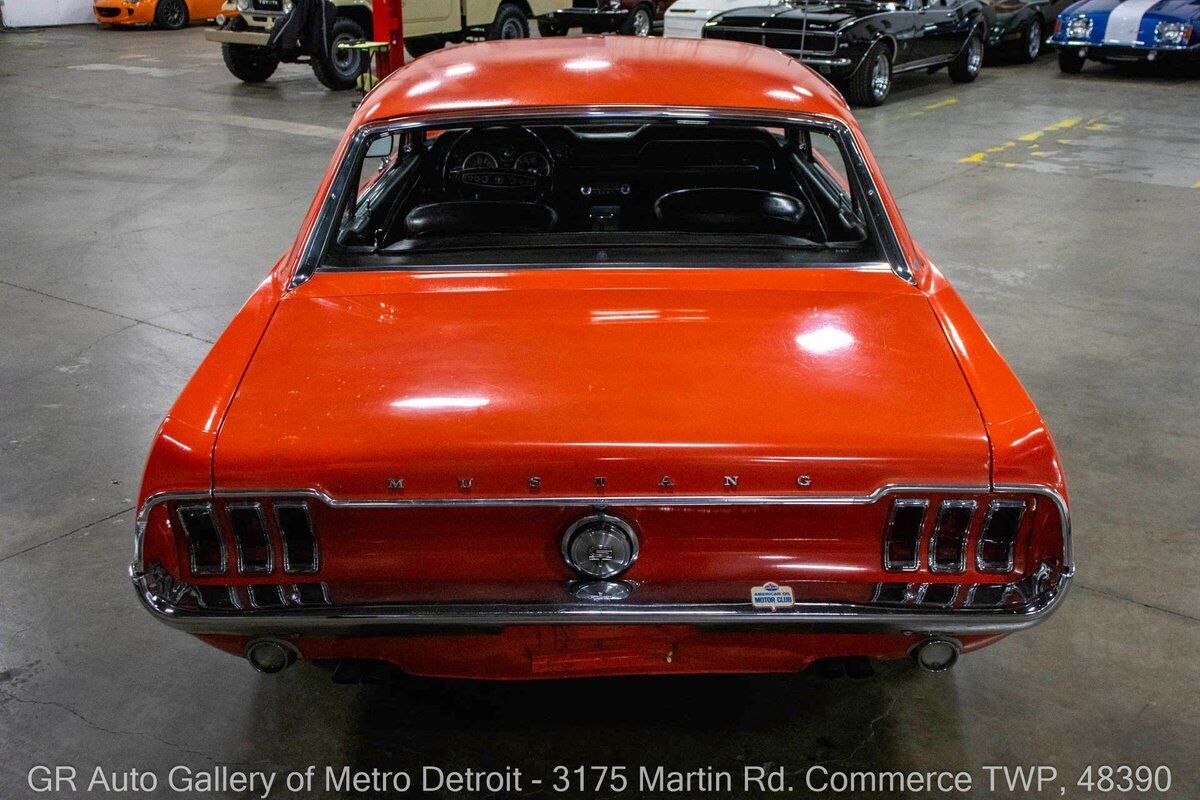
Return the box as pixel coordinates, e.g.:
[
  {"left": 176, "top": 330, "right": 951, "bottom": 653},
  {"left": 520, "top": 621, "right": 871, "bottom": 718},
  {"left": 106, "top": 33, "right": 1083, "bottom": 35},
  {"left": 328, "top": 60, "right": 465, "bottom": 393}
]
[
  {"left": 486, "top": 3, "right": 530, "bottom": 39},
  {"left": 1014, "top": 16, "right": 1042, "bottom": 63},
  {"left": 153, "top": 0, "right": 189, "bottom": 29},
  {"left": 949, "top": 28, "right": 984, "bottom": 82},
  {"left": 537, "top": 18, "right": 567, "bottom": 36},
  {"left": 222, "top": 42, "right": 280, "bottom": 82},
  {"left": 405, "top": 34, "right": 445, "bottom": 57},
  {"left": 1058, "top": 46, "right": 1086, "bottom": 73},
  {"left": 311, "top": 17, "right": 367, "bottom": 91},
  {"left": 621, "top": 5, "right": 653, "bottom": 36},
  {"left": 844, "top": 41, "right": 892, "bottom": 106}
]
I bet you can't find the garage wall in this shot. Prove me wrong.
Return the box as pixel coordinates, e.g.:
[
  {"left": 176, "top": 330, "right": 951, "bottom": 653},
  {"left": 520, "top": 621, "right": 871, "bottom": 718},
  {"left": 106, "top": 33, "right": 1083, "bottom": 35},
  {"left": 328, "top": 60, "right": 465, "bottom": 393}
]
[{"left": 3, "top": 0, "right": 95, "bottom": 27}]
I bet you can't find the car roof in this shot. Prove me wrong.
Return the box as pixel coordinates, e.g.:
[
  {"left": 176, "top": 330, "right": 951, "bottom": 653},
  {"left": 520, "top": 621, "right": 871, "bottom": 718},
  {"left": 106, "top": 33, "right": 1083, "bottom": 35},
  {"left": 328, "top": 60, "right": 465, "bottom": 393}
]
[{"left": 353, "top": 36, "right": 851, "bottom": 126}]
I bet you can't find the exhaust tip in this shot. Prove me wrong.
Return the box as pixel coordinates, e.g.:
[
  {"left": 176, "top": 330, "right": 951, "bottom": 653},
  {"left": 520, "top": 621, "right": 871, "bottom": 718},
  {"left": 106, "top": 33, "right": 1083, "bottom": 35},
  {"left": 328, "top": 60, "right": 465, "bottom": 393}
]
[
  {"left": 911, "top": 637, "right": 960, "bottom": 672},
  {"left": 246, "top": 639, "right": 298, "bottom": 674}
]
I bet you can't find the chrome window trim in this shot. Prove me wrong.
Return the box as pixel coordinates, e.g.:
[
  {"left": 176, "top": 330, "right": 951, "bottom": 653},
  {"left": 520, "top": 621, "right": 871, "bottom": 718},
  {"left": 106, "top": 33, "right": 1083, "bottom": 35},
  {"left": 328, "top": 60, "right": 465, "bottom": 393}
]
[
  {"left": 882, "top": 497, "right": 928, "bottom": 572},
  {"left": 929, "top": 498, "right": 977, "bottom": 574},
  {"left": 175, "top": 503, "right": 227, "bottom": 576},
  {"left": 226, "top": 502, "right": 274, "bottom": 575},
  {"left": 273, "top": 501, "right": 320, "bottom": 574},
  {"left": 290, "top": 105, "right": 914, "bottom": 288},
  {"left": 976, "top": 498, "right": 1025, "bottom": 573}
]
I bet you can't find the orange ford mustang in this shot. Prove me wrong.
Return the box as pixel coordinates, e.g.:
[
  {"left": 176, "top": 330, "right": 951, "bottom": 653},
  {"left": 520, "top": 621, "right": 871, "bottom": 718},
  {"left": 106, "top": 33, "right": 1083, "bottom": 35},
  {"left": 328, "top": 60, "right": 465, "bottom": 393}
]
[{"left": 132, "top": 37, "right": 1072, "bottom": 681}]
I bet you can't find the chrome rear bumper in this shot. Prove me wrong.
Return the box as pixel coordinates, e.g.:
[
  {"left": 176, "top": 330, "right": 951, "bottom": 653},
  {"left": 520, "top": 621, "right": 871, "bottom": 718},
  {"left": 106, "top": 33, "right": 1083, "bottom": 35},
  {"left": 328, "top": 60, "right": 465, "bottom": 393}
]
[{"left": 131, "top": 564, "right": 1072, "bottom": 637}]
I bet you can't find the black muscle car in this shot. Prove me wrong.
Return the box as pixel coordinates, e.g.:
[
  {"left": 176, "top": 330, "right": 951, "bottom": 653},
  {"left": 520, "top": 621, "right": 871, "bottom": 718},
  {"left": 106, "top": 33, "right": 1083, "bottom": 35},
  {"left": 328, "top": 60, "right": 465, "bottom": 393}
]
[{"left": 703, "top": 0, "right": 989, "bottom": 106}]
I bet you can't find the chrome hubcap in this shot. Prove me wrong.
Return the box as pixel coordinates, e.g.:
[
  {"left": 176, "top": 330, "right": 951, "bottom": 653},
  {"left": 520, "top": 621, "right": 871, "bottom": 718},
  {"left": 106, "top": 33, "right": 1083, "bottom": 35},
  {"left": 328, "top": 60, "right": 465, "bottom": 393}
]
[
  {"left": 968, "top": 36, "right": 982, "bottom": 72},
  {"left": 633, "top": 9, "right": 651, "bottom": 35},
  {"left": 871, "top": 52, "right": 890, "bottom": 98},
  {"left": 1027, "top": 20, "right": 1041, "bottom": 58}
]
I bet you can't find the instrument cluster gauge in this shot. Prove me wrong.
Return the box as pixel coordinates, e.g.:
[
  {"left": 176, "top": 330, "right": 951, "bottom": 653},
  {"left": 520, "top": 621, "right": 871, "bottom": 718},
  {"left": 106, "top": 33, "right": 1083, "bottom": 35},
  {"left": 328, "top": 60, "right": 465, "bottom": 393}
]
[
  {"left": 514, "top": 152, "right": 552, "bottom": 177},
  {"left": 462, "top": 151, "right": 498, "bottom": 171}
]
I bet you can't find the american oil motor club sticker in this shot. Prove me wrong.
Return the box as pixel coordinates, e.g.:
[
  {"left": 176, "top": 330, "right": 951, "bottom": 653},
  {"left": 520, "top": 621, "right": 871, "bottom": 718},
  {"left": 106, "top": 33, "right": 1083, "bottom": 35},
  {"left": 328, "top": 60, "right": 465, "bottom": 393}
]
[{"left": 751, "top": 582, "right": 795, "bottom": 610}]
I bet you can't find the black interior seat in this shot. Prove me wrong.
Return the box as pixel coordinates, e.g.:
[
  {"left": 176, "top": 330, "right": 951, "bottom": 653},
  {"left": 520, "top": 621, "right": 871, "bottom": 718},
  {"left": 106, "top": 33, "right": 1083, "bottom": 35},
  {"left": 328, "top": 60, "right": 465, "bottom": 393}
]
[
  {"left": 405, "top": 201, "right": 558, "bottom": 237},
  {"left": 654, "top": 188, "right": 807, "bottom": 234}
]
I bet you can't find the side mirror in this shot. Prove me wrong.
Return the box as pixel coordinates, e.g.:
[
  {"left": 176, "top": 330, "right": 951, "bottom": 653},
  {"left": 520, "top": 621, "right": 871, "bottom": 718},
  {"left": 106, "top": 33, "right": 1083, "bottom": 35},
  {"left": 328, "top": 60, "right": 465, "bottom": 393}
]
[{"left": 365, "top": 135, "right": 394, "bottom": 159}]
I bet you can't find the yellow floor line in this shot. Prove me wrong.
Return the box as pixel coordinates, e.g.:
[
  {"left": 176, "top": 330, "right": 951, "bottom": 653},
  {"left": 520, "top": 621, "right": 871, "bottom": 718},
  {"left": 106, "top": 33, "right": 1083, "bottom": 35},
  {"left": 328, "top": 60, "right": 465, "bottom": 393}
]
[
  {"left": 963, "top": 118, "right": 1088, "bottom": 164},
  {"left": 924, "top": 97, "right": 958, "bottom": 110}
]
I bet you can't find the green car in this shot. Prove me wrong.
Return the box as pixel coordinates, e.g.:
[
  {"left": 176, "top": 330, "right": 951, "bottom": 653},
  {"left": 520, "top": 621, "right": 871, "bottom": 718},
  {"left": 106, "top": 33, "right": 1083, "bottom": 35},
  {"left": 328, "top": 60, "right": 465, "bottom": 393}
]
[{"left": 986, "top": 0, "right": 1072, "bottom": 61}]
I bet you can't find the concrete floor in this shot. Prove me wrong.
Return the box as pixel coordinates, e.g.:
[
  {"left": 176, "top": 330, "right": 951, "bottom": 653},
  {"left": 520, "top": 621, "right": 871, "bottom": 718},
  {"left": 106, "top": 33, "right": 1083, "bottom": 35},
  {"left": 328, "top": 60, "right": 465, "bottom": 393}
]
[{"left": 1, "top": 23, "right": 1198, "bottom": 799}]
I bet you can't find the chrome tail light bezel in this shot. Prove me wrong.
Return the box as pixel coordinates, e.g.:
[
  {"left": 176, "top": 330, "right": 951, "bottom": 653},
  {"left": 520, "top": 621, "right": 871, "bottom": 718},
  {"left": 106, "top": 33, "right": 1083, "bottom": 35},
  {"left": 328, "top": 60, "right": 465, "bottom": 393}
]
[
  {"left": 883, "top": 498, "right": 928, "bottom": 572},
  {"left": 175, "top": 503, "right": 227, "bottom": 576},
  {"left": 274, "top": 501, "right": 320, "bottom": 573},
  {"left": 976, "top": 498, "right": 1026, "bottom": 573},
  {"left": 928, "top": 499, "right": 977, "bottom": 574},
  {"left": 226, "top": 502, "right": 274, "bottom": 575}
]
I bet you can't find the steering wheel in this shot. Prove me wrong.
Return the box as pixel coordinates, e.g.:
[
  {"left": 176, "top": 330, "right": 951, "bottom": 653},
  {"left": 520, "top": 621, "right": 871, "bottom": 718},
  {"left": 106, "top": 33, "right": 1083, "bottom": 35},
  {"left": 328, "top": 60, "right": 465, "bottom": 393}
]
[{"left": 442, "top": 126, "right": 553, "bottom": 201}]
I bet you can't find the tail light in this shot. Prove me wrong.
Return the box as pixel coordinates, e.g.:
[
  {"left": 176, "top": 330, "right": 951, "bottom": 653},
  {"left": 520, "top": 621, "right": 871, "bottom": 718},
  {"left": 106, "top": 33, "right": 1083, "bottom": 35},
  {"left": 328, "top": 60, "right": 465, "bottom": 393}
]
[
  {"left": 275, "top": 502, "right": 319, "bottom": 573},
  {"left": 291, "top": 583, "right": 331, "bottom": 605},
  {"left": 977, "top": 499, "right": 1025, "bottom": 572},
  {"left": 196, "top": 585, "right": 239, "bottom": 610},
  {"left": 871, "top": 581, "right": 958, "bottom": 606},
  {"left": 176, "top": 504, "right": 226, "bottom": 575},
  {"left": 227, "top": 503, "right": 273, "bottom": 574},
  {"left": 921, "top": 582, "right": 957, "bottom": 606},
  {"left": 967, "top": 583, "right": 1009, "bottom": 606},
  {"left": 883, "top": 499, "right": 927, "bottom": 571},
  {"left": 249, "top": 584, "right": 287, "bottom": 609},
  {"left": 929, "top": 499, "right": 975, "bottom": 573}
]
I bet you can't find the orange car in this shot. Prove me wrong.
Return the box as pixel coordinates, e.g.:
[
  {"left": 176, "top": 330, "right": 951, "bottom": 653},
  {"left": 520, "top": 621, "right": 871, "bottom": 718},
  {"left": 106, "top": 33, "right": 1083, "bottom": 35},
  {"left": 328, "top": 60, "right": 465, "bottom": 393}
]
[
  {"left": 94, "top": 0, "right": 225, "bottom": 29},
  {"left": 132, "top": 38, "right": 1071, "bottom": 681}
]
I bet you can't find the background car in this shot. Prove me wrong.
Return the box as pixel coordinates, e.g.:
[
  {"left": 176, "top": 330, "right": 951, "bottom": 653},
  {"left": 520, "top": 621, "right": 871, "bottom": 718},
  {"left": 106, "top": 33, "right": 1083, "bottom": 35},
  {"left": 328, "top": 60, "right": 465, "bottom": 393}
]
[
  {"left": 663, "top": 0, "right": 784, "bottom": 38},
  {"left": 1050, "top": 0, "right": 1200, "bottom": 72},
  {"left": 93, "top": 0, "right": 224, "bottom": 28},
  {"left": 703, "top": 0, "right": 989, "bottom": 106},
  {"left": 539, "top": 0, "right": 675, "bottom": 36},
  {"left": 985, "top": 0, "right": 1073, "bottom": 61}
]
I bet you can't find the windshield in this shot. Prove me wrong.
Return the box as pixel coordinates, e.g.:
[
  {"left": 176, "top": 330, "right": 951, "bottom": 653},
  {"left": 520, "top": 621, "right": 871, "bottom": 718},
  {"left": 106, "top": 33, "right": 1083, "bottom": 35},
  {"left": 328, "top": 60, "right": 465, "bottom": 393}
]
[{"left": 307, "top": 111, "right": 898, "bottom": 275}]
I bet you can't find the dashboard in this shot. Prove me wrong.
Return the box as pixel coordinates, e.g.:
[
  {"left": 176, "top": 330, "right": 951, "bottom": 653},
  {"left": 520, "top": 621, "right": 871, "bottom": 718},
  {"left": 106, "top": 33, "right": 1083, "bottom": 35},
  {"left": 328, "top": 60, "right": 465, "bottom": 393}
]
[
  {"left": 442, "top": 126, "right": 554, "bottom": 196},
  {"left": 431, "top": 123, "right": 787, "bottom": 231}
]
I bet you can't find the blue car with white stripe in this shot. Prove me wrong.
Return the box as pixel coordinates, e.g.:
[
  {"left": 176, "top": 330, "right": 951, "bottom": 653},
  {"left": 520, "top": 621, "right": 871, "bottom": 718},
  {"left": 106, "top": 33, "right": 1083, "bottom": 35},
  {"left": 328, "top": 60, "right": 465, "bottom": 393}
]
[{"left": 1050, "top": 0, "right": 1200, "bottom": 71}]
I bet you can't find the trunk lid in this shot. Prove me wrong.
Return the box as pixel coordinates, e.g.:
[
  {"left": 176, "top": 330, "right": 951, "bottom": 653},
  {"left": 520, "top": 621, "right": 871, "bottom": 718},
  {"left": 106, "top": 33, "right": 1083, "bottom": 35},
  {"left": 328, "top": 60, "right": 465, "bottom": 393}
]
[{"left": 214, "top": 268, "right": 990, "bottom": 498}]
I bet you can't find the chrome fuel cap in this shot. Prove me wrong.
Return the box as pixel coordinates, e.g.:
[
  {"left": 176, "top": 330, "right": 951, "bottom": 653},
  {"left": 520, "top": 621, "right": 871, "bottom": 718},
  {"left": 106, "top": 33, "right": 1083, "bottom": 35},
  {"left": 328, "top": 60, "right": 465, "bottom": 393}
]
[{"left": 561, "top": 513, "right": 639, "bottom": 579}]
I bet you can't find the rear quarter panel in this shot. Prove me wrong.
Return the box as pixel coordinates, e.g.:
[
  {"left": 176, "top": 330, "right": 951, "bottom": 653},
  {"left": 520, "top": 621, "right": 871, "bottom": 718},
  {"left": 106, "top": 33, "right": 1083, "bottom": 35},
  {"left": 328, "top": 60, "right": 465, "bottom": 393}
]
[{"left": 918, "top": 256, "right": 1067, "bottom": 498}]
